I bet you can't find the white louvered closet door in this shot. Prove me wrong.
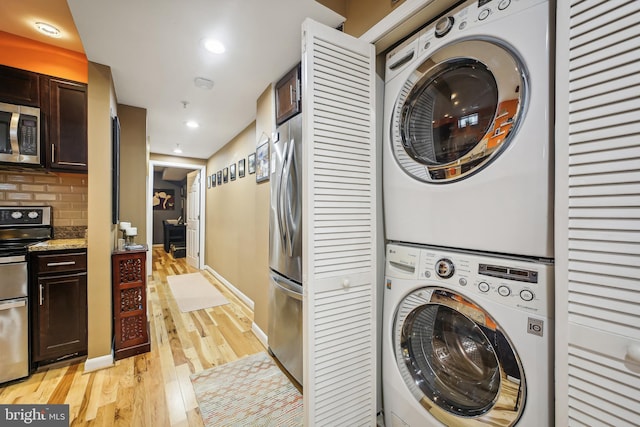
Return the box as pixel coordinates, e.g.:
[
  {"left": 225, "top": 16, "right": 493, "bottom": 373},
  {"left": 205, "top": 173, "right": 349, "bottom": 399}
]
[
  {"left": 555, "top": 1, "right": 640, "bottom": 426},
  {"left": 301, "top": 18, "right": 377, "bottom": 426}
]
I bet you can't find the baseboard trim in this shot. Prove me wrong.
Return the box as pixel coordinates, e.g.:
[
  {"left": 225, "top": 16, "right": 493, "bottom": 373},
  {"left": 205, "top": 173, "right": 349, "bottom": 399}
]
[
  {"left": 252, "top": 322, "right": 268, "bottom": 349},
  {"left": 203, "top": 265, "right": 255, "bottom": 310},
  {"left": 84, "top": 354, "right": 113, "bottom": 373}
]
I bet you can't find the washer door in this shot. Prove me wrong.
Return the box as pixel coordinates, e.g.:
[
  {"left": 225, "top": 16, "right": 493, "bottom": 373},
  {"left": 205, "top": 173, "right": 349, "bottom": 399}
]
[
  {"left": 394, "top": 287, "right": 525, "bottom": 426},
  {"left": 391, "top": 39, "right": 526, "bottom": 182}
]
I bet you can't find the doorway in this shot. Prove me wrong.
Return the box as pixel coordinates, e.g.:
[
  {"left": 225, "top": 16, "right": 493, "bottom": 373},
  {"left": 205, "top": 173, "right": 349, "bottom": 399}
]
[{"left": 147, "top": 160, "right": 206, "bottom": 274}]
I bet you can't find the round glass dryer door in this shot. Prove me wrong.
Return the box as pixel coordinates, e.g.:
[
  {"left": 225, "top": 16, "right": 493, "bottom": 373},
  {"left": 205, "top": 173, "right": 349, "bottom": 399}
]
[
  {"left": 393, "top": 288, "right": 526, "bottom": 426},
  {"left": 390, "top": 39, "right": 527, "bottom": 182}
]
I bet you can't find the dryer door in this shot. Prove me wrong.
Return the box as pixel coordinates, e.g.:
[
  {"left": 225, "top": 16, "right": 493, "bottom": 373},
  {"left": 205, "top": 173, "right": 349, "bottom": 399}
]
[
  {"left": 391, "top": 39, "right": 526, "bottom": 182},
  {"left": 393, "top": 287, "right": 525, "bottom": 426}
]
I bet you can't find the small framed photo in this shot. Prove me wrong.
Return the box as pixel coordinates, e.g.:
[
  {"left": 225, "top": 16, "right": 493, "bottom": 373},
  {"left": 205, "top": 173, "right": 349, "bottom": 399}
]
[
  {"left": 248, "top": 153, "right": 256, "bottom": 174},
  {"left": 238, "top": 158, "right": 246, "bottom": 178},
  {"left": 230, "top": 163, "right": 237, "bottom": 181},
  {"left": 256, "top": 140, "right": 270, "bottom": 183},
  {"left": 207, "top": 175, "right": 211, "bottom": 188},
  {"left": 217, "top": 170, "right": 222, "bottom": 185},
  {"left": 223, "top": 167, "right": 229, "bottom": 183},
  {"left": 211, "top": 174, "right": 216, "bottom": 188}
]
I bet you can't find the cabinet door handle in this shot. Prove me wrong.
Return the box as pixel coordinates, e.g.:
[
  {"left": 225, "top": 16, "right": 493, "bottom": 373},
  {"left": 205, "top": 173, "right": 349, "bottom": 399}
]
[
  {"left": 51, "top": 143, "right": 55, "bottom": 164},
  {"left": 289, "top": 84, "right": 294, "bottom": 106},
  {"left": 47, "top": 261, "right": 76, "bottom": 267},
  {"left": 39, "top": 284, "right": 44, "bottom": 306}
]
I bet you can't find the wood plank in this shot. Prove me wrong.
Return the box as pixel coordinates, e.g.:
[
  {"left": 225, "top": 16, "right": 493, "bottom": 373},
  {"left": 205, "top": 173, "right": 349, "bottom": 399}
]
[{"left": 0, "top": 248, "right": 268, "bottom": 427}]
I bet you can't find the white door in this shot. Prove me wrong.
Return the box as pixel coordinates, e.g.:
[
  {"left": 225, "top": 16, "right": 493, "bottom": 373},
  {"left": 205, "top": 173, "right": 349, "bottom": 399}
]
[
  {"left": 186, "top": 170, "right": 200, "bottom": 269},
  {"left": 555, "top": 1, "right": 640, "bottom": 425},
  {"left": 301, "top": 18, "right": 377, "bottom": 426}
]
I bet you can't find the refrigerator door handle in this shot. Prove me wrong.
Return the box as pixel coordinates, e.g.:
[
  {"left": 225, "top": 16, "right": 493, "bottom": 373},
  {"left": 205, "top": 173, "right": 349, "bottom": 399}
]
[
  {"left": 277, "top": 141, "right": 289, "bottom": 252},
  {"left": 285, "top": 138, "right": 298, "bottom": 257},
  {"left": 271, "top": 274, "right": 303, "bottom": 301}
]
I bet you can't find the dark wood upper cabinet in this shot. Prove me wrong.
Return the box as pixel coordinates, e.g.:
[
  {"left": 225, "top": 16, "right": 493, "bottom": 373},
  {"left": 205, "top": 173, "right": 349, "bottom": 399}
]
[
  {"left": 275, "top": 63, "right": 301, "bottom": 126},
  {"left": 47, "top": 78, "right": 88, "bottom": 171},
  {"left": 0, "top": 65, "right": 42, "bottom": 107}
]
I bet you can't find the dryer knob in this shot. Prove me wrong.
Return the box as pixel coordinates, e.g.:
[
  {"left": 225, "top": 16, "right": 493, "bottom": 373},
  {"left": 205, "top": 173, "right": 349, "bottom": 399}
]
[
  {"left": 435, "top": 258, "right": 455, "bottom": 279},
  {"left": 435, "top": 16, "right": 454, "bottom": 38}
]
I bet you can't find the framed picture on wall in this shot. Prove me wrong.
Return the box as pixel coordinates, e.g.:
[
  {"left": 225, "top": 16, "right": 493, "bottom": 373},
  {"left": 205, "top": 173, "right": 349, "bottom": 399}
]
[
  {"left": 248, "top": 153, "right": 256, "bottom": 174},
  {"left": 230, "top": 163, "right": 236, "bottom": 181},
  {"left": 153, "top": 189, "right": 175, "bottom": 210},
  {"left": 211, "top": 174, "right": 216, "bottom": 188},
  {"left": 207, "top": 175, "right": 211, "bottom": 188},
  {"left": 238, "top": 158, "right": 246, "bottom": 178},
  {"left": 217, "top": 170, "right": 222, "bottom": 185},
  {"left": 256, "top": 140, "right": 270, "bottom": 183},
  {"left": 223, "top": 167, "right": 229, "bottom": 183}
]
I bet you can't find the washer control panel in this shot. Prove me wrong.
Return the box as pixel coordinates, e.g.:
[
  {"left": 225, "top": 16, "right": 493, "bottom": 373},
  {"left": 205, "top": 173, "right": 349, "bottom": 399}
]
[
  {"left": 385, "top": 0, "right": 547, "bottom": 82},
  {"left": 386, "top": 243, "right": 552, "bottom": 317}
]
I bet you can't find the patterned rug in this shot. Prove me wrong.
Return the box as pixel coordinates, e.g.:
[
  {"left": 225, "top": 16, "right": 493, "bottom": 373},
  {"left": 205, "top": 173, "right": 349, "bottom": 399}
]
[{"left": 190, "top": 352, "right": 303, "bottom": 426}]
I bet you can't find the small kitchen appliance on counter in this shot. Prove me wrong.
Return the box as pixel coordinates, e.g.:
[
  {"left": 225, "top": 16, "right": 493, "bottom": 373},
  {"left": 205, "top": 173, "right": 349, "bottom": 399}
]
[{"left": 0, "top": 206, "right": 52, "bottom": 384}]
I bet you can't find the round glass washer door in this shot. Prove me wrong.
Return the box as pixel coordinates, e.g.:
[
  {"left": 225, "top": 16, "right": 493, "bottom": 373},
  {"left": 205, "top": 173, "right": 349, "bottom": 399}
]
[
  {"left": 390, "top": 39, "right": 527, "bottom": 183},
  {"left": 393, "top": 287, "right": 526, "bottom": 426}
]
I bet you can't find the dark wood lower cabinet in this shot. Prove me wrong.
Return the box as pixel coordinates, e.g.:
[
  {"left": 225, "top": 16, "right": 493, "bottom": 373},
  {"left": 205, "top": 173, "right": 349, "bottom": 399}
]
[
  {"left": 112, "top": 247, "right": 150, "bottom": 360},
  {"left": 30, "top": 250, "right": 88, "bottom": 367}
]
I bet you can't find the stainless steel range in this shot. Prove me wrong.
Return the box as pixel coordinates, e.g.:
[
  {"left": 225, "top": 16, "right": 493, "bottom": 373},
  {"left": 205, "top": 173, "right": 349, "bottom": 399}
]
[{"left": 0, "top": 206, "right": 51, "bottom": 384}]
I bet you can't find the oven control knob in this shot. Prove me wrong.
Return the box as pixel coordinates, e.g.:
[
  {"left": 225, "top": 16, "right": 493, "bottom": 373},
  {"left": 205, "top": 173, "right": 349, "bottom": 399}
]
[
  {"left": 434, "top": 16, "right": 454, "bottom": 38},
  {"left": 11, "top": 211, "right": 22, "bottom": 219},
  {"left": 435, "top": 258, "right": 455, "bottom": 278},
  {"left": 28, "top": 211, "right": 39, "bottom": 219}
]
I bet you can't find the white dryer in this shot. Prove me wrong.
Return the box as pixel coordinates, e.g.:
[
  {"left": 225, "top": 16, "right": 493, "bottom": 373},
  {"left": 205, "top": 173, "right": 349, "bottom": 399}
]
[
  {"left": 383, "top": 0, "right": 553, "bottom": 258},
  {"left": 382, "top": 243, "right": 553, "bottom": 426}
]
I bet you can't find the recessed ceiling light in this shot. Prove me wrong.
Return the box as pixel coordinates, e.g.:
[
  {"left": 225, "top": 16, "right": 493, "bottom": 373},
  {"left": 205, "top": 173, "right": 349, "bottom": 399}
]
[
  {"left": 173, "top": 144, "right": 183, "bottom": 154},
  {"left": 186, "top": 121, "right": 199, "bottom": 129},
  {"left": 203, "top": 38, "right": 225, "bottom": 54},
  {"left": 35, "top": 22, "right": 61, "bottom": 38}
]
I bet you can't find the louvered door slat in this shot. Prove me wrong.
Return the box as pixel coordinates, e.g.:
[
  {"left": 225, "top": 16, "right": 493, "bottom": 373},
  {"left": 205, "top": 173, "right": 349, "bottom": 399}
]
[
  {"left": 302, "top": 18, "right": 377, "bottom": 426},
  {"left": 557, "top": 1, "right": 640, "bottom": 424}
]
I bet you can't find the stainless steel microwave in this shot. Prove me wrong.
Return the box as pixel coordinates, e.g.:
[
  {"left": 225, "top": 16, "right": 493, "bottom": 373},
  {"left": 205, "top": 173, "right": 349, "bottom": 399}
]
[{"left": 0, "top": 101, "right": 41, "bottom": 165}]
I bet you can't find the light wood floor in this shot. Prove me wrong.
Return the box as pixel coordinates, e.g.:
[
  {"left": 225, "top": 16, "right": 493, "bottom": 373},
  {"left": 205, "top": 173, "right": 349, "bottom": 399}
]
[{"left": 0, "top": 246, "right": 266, "bottom": 426}]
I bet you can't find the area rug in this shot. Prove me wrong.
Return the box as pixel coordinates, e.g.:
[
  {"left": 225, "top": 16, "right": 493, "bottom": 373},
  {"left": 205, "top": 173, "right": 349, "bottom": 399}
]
[
  {"left": 167, "top": 272, "right": 229, "bottom": 312},
  {"left": 190, "top": 352, "right": 302, "bottom": 426}
]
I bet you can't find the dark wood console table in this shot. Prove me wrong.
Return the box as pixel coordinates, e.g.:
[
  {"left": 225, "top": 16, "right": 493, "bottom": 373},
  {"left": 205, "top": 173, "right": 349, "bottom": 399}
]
[{"left": 111, "top": 246, "right": 150, "bottom": 360}]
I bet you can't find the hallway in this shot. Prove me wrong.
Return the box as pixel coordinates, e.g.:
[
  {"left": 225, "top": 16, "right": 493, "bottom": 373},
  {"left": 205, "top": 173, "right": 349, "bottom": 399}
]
[{"left": 0, "top": 246, "right": 265, "bottom": 426}]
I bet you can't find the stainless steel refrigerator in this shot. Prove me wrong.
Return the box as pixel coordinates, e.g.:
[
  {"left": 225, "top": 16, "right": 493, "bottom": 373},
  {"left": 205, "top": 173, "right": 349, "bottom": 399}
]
[{"left": 268, "top": 113, "right": 303, "bottom": 385}]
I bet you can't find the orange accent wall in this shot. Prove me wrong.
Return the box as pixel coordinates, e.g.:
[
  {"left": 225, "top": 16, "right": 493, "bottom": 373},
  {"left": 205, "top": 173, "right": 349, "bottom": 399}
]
[{"left": 0, "top": 31, "right": 87, "bottom": 83}]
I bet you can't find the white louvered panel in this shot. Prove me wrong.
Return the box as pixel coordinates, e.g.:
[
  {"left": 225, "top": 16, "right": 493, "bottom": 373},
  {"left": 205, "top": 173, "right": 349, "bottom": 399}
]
[
  {"left": 302, "top": 18, "right": 376, "bottom": 426},
  {"left": 569, "top": 240, "right": 640, "bottom": 255},
  {"left": 570, "top": 81, "right": 640, "bottom": 112},
  {"left": 561, "top": 1, "right": 640, "bottom": 425}
]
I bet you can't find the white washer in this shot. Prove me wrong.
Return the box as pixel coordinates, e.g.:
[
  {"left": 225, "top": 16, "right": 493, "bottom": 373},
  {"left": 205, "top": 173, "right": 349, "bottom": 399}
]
[
  {"left": 383, "top": 0, "right": 553, "bottom": 258},
  {"left": 382, "top": 243, "right": 553, "bottom": 426}
]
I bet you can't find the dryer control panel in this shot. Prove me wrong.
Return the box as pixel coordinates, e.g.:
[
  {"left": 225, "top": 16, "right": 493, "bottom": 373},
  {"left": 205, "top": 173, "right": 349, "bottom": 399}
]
[{"left": 386, "top": 243, "right": 553, "bottom": 317}]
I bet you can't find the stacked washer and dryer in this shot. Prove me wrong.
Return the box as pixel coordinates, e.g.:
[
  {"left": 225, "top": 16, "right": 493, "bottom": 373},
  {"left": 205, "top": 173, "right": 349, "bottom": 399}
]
[{"left": 381, "top": 0, "right": 554, "bottom": 426}]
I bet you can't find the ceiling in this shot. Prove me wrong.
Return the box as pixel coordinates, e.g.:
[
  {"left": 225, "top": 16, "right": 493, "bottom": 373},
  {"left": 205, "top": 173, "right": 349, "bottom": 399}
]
[{"left": 1, "top": 0, "right": 343, "bottom": 160}]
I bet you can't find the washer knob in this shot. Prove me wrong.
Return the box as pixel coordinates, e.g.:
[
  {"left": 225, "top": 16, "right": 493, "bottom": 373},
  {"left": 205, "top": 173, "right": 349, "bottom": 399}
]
[
  {"left": 478, "top": 282, "right": 490, "bottom": 293},
  {"left": 435, "top": 16, "right": 454, "bottom": 38},
  {"left": 435, "top": 258, "right": 455, "bottom": 278},
  {"left": 498, "top": 285, "right": 511, "bottom": 297},
  {"left": 520, "top": 289, "right": 534, "bottom": 301}
]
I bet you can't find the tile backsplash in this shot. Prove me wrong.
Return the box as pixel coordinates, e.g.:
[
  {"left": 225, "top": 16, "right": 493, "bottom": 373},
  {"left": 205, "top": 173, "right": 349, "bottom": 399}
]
[{"left": 0, "top": 170, "right": 88, "bottom": 238}]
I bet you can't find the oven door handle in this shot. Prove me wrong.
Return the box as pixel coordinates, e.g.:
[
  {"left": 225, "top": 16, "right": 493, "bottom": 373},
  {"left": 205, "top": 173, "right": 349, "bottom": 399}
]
[
  {"left": 0, "top": 255, "right": 26, "bottom": 264},
  {"left": 0, "top": 299, "right": 26, "bottom": 311}
]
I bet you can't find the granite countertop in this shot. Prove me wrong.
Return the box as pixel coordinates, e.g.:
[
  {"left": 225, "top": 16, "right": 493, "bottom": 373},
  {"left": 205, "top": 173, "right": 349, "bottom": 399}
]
[{"left": 29, "top": 238, "right": 88, "bottom": 252}]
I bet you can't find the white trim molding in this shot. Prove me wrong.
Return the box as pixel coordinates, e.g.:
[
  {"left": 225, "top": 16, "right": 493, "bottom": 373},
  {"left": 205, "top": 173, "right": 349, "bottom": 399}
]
[
  {"left": 203, "top": 265, "right": 255, "bottom": 311},
  {"left": 252, "top": 322, "right": 268, "bottom": 349},
  {"left": 84, "top": 354, "right": 114, "bottom": 373}
]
